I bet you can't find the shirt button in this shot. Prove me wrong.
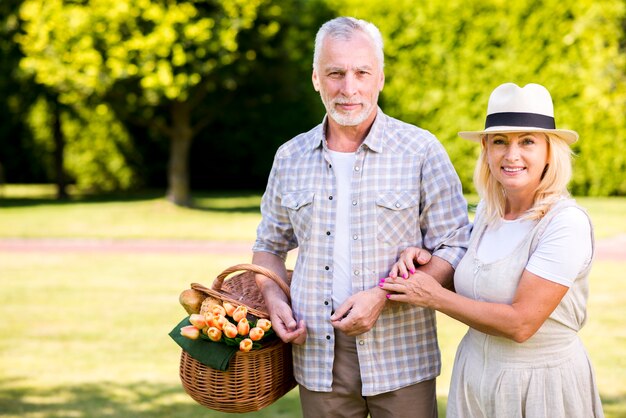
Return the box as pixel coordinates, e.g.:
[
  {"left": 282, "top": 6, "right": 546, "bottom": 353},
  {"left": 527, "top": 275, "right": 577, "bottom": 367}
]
[
  {"left": 354, "top": 166, "right": 360, "bottom": 171},
  {"left": 354, "top": 270, "right": 360, "bottom": 276},
  {"left": 352, "top": 200, "right": 357, "bottom": 206},
  {"left": 358, "top": 340, "right": 365, "bottom": 345},
  {"left": 326, "top": 231, "right": 331, "bottom": 236},
  {"left": 329, "top": 195, "right": 333, "bottom": 200},
  {"left": 326, "top": 335, "right": 331, "bottom": 340},
  {"left": 325, "top": 266, "right": 330, "bottom": 271},
  {"left": 324, "top": 300, "right": 329, "bottom": 306},
  {"left": 352, "top": 234, "right": 358, "bottom": 240}
]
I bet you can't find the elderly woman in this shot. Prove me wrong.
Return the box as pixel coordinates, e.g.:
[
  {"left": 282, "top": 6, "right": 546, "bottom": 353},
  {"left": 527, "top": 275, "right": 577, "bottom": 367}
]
[{"left": 381, "top": 83, "right": 604, "bottom": 417}]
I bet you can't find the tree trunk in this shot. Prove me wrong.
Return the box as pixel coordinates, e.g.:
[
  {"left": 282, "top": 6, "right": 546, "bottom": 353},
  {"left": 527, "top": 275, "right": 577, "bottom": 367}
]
[
  {"left": 166, "top": 101, "right": 193, "bottom": 206},
  {"left": 52, "top": 97, "right": 68, "bottom": 200}
]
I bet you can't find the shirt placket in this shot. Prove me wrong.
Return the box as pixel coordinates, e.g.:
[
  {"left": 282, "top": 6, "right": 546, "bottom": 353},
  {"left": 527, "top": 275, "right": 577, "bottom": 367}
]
[
  {"left": 351, "top": 145, "right": 371, "bottom": 378},
  {"left": 318, "top": 148, "right": 338, "bottom": 389}
]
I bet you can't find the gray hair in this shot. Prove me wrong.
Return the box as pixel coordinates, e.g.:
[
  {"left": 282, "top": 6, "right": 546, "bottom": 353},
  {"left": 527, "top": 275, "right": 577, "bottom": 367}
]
[{"left": 313, "top": 17, "right": 384, "bottom": 71}]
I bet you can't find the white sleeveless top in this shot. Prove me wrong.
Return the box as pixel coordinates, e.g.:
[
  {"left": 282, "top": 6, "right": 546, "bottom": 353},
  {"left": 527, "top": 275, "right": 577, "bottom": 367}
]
[
  {"left": 447, "top": 199, "right": 604, "bottom": 418},
  {"left": 475, "top": 206, "right": 592, "bottom": 287}
]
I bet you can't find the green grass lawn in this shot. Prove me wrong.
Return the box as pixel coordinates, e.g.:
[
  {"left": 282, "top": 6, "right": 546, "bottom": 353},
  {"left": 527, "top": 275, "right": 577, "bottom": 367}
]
[{"left": 0, "top": 185, "right": 624, "bottom": 417}]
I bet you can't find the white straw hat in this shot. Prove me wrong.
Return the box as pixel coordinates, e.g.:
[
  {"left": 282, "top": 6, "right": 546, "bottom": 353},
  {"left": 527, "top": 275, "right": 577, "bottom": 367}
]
[{"left": 458, "top": 83, "right": 578, "bottom": 144}]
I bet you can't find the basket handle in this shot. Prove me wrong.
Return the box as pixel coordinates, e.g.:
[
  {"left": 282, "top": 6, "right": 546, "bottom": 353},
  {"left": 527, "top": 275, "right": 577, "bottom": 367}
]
[{"left": 193, "top": 263, "right": 291, "bottom": 302}]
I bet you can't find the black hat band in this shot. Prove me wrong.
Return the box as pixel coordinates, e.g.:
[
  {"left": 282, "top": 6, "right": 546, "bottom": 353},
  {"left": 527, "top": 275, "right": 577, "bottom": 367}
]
[{"left": 485, "top": 112, "right": 556, "bottom": 130}]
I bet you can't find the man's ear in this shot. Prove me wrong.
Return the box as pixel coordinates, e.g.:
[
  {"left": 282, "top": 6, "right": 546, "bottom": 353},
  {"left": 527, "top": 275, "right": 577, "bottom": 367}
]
[{"left": 312, "top": 70, "right": 320, "bottom": 92}]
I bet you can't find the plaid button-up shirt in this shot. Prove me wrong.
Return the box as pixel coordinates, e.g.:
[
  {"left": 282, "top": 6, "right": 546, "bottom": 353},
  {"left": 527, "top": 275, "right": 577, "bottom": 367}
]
[{"left": 253, "top": 108, "right": 471, "bottom": 396}]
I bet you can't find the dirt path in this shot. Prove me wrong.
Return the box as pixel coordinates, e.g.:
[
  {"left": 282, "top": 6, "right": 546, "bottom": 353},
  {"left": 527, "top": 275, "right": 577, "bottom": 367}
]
[{"left": 0, "top": 236, "right": 624, "bottom": 261}]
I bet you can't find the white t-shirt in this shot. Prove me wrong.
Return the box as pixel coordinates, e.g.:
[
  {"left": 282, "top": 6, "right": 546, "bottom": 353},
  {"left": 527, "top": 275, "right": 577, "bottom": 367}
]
[
  {"left": 328, "top": 150, "right": 357, "bottom": 308},
  {"left": 476, "top": 207, "right": 592, "bottom": 287}
]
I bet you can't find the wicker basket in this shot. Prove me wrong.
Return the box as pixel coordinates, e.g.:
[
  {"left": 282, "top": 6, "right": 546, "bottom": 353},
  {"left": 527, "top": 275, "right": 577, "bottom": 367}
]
[{"left": 179, "top": 263, "right": 297, "bottom": 413}]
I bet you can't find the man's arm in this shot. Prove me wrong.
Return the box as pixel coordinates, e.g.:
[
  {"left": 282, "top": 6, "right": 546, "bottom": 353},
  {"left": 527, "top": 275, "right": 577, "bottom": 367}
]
[
  {"left": 418, "top": 140, "right": 471, "bottom": 282},
  {"left": 252, "top": 251, "right": 306, "bottom": 344},
  {"left": 417, "top": 255, "right": 455, "bottom": 290}
]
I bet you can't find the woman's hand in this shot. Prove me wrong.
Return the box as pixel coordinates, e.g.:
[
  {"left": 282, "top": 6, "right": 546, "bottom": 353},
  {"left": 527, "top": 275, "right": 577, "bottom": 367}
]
[
  {"left": 388, "top": 247, "right": 432, "bottom": 279},
  {"left": 380, "top": 270, "right": 443, "bottom": 309}
]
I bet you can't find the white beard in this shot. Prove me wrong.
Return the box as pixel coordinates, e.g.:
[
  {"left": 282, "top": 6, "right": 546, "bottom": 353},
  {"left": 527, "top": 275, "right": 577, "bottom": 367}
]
[{"left": 321, "top": 94, "right": 378, "bottom": 127}]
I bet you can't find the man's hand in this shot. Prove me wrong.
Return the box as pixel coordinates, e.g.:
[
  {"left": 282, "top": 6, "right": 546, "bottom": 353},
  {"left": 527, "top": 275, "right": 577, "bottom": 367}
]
[
  {"left": 252, "top": 251, "right": 306, "bottom": 344},
  {"left": 330, "top": 287, "right": 387, "bottom": 336},
  {"left": 269, "top": 299, "right": 307, "bottom": 345}
]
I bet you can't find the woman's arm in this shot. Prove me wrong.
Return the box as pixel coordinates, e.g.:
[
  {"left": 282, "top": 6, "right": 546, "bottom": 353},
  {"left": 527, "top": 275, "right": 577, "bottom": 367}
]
[{"left": 381, "top": 269, "right": 568, "bottom": 343}]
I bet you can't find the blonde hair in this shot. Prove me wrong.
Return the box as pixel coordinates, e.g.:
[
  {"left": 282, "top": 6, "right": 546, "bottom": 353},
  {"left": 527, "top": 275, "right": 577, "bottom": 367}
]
[{"left": 474, "top": 133, "right": 573, "bottom": 224}]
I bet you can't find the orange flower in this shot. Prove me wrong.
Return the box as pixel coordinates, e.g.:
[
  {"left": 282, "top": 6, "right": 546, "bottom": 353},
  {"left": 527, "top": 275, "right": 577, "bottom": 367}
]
[
  {"left": 223, "top": 302, "right": 236, "bottom": 317},
  {"left": 232, "top": 305, "right": 248, "bottom": 322},
  {"left": 189, "top": 314, "right": 207, "bottom": 328},
  {"left": 207, "top": 314, "right": 228, "bottom": 331},
  {"left": 256, "top": 318, "right": 272, "bottom": 332},
  {"left": 180, "top": 325, "right": 200, "bottom": 340},
  {"left": 223, "top": 322, "right": 238, "bottom": 339},
  {"left": 239, "top": 338, "right": 253, "bottom": 352},
  {"left": 205, "top": 312, "right": 217, "bottom": 327},
  {"left": 249, "top": 327, "right": 265, "bottom": 341},
  {"left": 237, "top": 318, "right": 250, "bottom": 336},
  {"left": 207, "top": 327, "right": 222, "bottom": 342},
  {"left": 211, "top": 305, "right": 226, "bottom": 317}
]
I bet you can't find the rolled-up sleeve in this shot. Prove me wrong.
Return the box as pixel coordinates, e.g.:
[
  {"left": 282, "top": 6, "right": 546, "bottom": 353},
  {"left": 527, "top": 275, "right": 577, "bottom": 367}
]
[{"left": 419, "top": 140, "right": 471, "bottom": 268}]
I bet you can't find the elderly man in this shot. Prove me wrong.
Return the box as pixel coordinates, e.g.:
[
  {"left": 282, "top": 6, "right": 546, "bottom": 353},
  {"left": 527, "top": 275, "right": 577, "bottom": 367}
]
[{"left": 252, "top": 16, "right": 470, "bottom": 418}]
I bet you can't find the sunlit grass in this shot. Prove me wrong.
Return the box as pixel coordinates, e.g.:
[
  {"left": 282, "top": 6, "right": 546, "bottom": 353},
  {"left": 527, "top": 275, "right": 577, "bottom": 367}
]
[
  {"left": 0, "top": 251, "right": 301, "bottom": 418},
  {"left": 0, "top": 185, "right": 263, "bottom": 241}
]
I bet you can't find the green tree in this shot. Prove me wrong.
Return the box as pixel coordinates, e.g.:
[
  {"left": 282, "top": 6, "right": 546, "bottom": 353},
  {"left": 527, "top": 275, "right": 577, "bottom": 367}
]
[
  {"left": 25, "top": 97, "right": 139, "bottom": 193},
  {"left": 17, "top": 0, "right": 274, "bottom": 205}
]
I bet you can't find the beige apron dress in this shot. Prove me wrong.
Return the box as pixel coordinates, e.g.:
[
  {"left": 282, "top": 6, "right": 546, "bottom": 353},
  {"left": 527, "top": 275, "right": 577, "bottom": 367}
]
[{"left": 447, "top": 199, "right": 604, "bottom": 418}]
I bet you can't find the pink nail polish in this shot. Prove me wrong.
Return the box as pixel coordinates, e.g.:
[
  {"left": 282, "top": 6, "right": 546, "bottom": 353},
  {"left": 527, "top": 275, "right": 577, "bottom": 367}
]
[
  {"left": 402, "top": 273, "right": 408, "bottom": 279},
  {"left": 410, "top": 269, "right": 415, "bottom": 274},
  {"left": 385, "top": 294, "right": 391, "bottom": 299}
]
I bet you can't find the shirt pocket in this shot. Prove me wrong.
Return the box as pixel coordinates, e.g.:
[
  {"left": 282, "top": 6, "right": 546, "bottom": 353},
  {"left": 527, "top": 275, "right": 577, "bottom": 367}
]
[
  {"left": 281, "top": 190, "right": 315, "bottom": 242},
  {"left": 376, "top": 191, "right": 420, "bottom": 244}
]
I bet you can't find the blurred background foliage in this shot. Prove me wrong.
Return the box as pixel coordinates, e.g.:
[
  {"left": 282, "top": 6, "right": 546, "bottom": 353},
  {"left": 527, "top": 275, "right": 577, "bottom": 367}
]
[{"left": 1, "top": 0, "right": 625, "bottom": 205}]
